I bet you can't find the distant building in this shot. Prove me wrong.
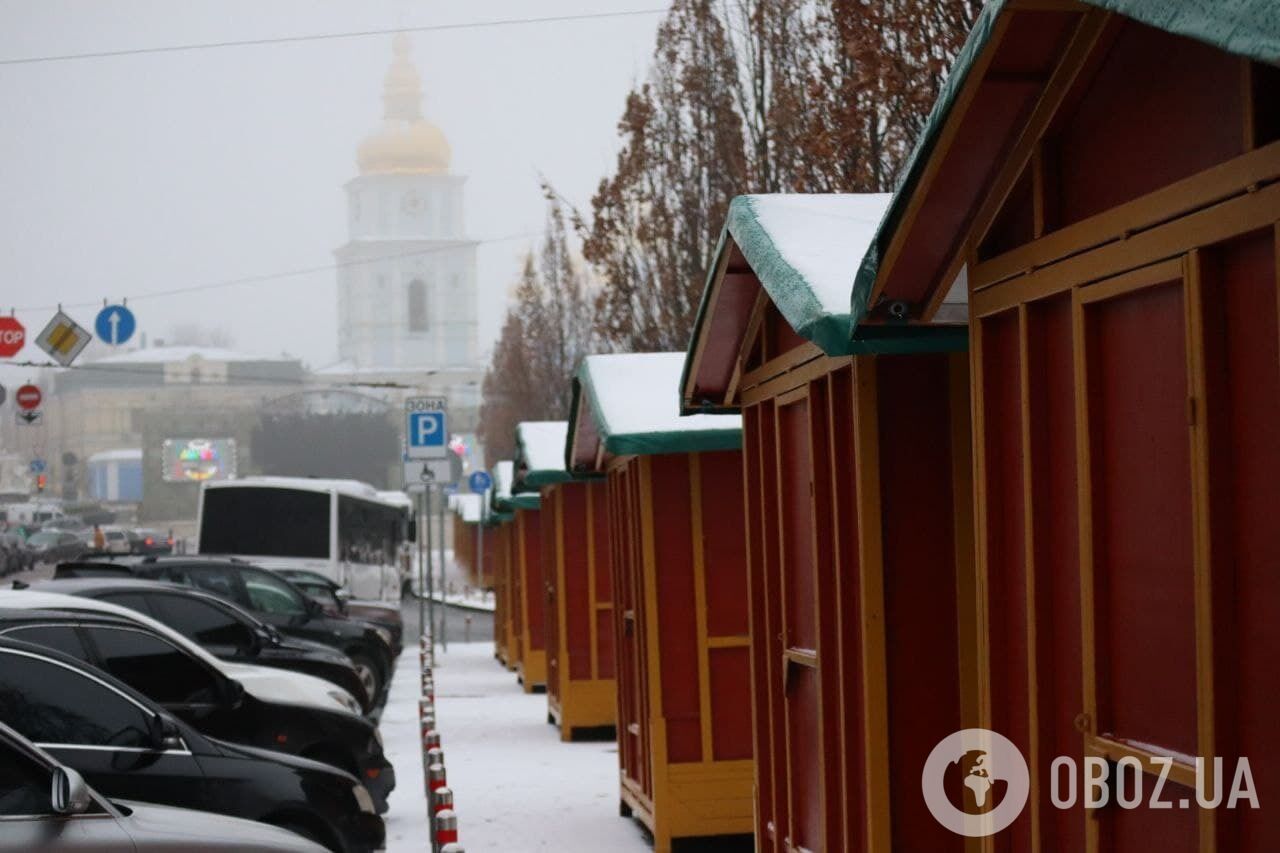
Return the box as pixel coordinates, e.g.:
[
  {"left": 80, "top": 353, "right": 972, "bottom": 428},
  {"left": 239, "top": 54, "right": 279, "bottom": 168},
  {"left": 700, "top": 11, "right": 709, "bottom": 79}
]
[
  {"left": 0, "top": 345, "right": 305, "bottom": 511},
  {"left": 86, "top": 448, "right": 143, "bottom": 503},
  {"left": 324, "top": 36, "right": 483, "bottom": 439}
]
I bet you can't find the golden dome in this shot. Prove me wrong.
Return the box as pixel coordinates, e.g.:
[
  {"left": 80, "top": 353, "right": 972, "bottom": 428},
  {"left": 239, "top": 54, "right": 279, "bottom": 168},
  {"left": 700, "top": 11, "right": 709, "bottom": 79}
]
[{"left": 357, "top": 35, "right": 451, "bottom": 175}]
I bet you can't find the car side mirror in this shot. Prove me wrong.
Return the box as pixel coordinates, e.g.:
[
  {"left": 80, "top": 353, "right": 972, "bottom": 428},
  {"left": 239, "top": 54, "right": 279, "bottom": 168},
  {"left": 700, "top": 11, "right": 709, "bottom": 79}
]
[
  {"left": 219, "top": 678, "right": 246, "bottom": 709},
  {"left": 146, "top": 713, "right": 184, "bottom": 751},
  {"left": 51, "top": 766, "right": 93, "bottom": 815}
]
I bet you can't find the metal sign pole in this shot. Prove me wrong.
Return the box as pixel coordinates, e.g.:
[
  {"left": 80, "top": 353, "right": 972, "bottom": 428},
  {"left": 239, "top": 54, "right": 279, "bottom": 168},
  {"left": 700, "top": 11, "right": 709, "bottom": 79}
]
[
  {"left": 439, "top": 484, "right": 448, "bottom": 652},
  {"left": 417, "top": 488, "right": 427, "bottom": 653},
  {"left": 425, "top": 485, "right": 435, "bottom": 668}
]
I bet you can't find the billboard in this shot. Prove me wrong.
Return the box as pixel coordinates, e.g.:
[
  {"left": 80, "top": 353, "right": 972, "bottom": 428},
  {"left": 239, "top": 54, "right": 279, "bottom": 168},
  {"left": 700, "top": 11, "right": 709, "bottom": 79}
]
[{"left": 161, "top": 438, "right": 237, "bottom": 483}]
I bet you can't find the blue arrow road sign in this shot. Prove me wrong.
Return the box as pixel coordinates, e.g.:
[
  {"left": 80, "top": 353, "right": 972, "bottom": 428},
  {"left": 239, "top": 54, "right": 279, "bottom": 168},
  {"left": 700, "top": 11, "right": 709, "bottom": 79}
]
[
  {"left": 29, "top": 458, "right": 45, "bottom": 474},
  {"left": 94, "top": 305, "right": 136, "bottom": 346},
  {"left": 468, "top": 470, "right": 492, "bottom": 493}
]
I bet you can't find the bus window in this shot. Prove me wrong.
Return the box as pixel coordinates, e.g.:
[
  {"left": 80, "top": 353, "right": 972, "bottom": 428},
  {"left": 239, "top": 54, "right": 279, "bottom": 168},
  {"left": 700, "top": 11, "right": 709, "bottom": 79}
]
[{"left": 199, "top": 488, "right": 329, "bottom": 559}]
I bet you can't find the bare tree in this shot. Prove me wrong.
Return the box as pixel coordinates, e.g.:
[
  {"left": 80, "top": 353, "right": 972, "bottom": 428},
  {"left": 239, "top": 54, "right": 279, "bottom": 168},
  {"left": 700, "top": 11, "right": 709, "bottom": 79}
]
[
  {"left": 478, "top": 198, "right": 600, "bottom": 462},
  {"left": 579, "top": 0, "right": 979, "bottom": 351}
]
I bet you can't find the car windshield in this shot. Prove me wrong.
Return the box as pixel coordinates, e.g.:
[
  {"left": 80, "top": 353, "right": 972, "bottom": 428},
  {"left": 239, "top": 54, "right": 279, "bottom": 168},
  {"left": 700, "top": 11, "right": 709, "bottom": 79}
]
[{"left": 26, "top": 533, "right": 58, "bottom": 546}]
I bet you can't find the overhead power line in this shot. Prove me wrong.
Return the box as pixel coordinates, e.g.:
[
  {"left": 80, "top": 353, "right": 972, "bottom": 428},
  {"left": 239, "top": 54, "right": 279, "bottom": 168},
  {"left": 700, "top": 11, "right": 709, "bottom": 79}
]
[
  {"left": 0, "top": 7, "right": 669, "bottom": 66},
  {"left": 0, "top": 358, "right": 463, "bottom": 390},
  {"left": 10, "top": 231, "right": 539, "bottom": 313}
]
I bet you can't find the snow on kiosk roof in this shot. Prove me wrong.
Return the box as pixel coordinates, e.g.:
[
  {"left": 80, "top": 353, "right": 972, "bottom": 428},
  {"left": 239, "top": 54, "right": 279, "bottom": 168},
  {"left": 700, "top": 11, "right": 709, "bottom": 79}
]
[
  {"left": 568, "top": 352, "right": 742, "bottom": 473},
  {"left": 490, "top": 453, "right": 539, "bottom": 512},
  {"left": 681, "top": 193, "right": 967, "bottom": 414},
  {"left": 513, "top": 421, "right": 571, "bottom": 491},
  {"left": 449, "top": 492, "right": 483, "bottom": 524}
]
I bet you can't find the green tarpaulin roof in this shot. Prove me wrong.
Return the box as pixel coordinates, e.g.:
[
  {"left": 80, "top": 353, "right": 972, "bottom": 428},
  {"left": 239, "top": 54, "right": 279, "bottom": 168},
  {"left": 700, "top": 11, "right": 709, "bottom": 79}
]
[
  {"left": 849, "top": 0, "right": 1280, "bottom": 327},
  {"left": 571, "top": 353, "right": 742, "bottom": 462}
]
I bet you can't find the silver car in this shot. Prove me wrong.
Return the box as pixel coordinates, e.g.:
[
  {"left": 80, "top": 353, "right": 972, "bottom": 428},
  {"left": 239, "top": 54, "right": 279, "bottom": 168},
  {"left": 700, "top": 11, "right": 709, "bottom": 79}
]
[{"left": 0, "top": 721, "right": 326, "bottom": 852}]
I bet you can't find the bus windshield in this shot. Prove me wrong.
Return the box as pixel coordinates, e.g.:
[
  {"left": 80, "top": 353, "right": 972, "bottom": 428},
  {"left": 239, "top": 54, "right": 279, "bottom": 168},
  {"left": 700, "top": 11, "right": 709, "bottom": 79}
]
[{"left": 199, "top": 487, "right": 329, "bottom": 559}]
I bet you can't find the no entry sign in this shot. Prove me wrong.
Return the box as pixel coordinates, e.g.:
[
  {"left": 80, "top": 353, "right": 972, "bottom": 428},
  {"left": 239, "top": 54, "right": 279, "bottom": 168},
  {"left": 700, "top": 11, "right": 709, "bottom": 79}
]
[
  {"left": 15, "top": 384, "right": 41, "bottom": 411},
  {"left": 0, "top": 317, "right": 25, "bottom": 357}
]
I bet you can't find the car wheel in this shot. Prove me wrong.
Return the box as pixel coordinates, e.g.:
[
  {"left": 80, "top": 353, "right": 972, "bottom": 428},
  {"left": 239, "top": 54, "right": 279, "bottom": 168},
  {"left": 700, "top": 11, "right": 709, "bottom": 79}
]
[{"left": 348, "top": 652, "right": 383, "bottom": 703}]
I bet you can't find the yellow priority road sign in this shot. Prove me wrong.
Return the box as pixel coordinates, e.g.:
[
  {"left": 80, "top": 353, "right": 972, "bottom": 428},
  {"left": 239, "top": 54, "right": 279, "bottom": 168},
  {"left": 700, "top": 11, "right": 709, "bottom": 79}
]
[{"left": 36, "top": 310, "right": 92, "bottom": 366}]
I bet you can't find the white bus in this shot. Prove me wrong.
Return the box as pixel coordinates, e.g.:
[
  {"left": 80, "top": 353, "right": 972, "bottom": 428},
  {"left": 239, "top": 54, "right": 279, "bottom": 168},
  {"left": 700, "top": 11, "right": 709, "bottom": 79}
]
[{"left": 196, "top": 476, "right": 413, "bottom": 602}]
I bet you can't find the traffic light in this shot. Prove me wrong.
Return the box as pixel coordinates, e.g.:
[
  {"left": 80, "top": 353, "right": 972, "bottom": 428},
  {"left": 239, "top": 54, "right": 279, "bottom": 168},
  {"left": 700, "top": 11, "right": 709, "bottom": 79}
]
[{"left": 35, "top": 474, "right": 47, "bottom": 493}]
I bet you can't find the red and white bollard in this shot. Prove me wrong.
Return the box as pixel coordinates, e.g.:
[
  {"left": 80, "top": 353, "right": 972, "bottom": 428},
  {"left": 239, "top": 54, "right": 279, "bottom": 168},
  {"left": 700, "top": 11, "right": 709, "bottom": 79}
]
[
  {"left": 435, "top": 809, "right": 458, "bottom": 846},
  {"left": 426, "top": 762, "right": 447, "bottom": 794}
]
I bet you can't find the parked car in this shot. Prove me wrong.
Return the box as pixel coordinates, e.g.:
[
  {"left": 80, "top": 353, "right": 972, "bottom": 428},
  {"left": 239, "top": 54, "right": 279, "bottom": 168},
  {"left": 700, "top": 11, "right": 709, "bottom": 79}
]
[
  {"left": 101, "top": 526, "right": 133, "bottom": 555},
  {"left": 0, "top": 591, "right": 395, "bottom": 812},
  {"left": 0, "top": 534, "right": 34, "bottom": 576},
  {"left": 35, "top": 576, "right": 373, "bottom": 713},
  {"left": 278, "top": 568, "right": 404, "bottom": 653},
  {"left": 56, "top": 556, "right": 396, "bottom": 706},
  {"left": 133, "top": 527, "right": 175, "bottom": 555},
  {"left": 0, "top": 637, "right": 383, "bottom": 852},
  {"left": 24, "top": 531, "right": 85, "bottom": 563},
  {"left": 0, "top": 719, "right": 328, "bottom": 851}
]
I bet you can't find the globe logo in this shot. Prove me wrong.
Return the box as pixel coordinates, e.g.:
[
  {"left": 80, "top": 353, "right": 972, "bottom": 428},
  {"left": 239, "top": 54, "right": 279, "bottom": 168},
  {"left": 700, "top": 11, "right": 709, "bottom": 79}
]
[{"left": 922, "top": 728, "right": 1030, "bottom": 837}]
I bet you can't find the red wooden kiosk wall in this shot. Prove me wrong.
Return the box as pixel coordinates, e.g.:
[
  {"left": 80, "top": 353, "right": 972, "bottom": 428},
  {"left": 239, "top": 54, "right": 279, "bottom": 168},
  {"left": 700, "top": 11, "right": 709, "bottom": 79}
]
[
  {"left": 513, "top": 507, "right": 547, "bottom": 691},
  {"left": 606, "top": 450, "right": 753, "bottom": 850},
  {"left": 543, "top": 479, "right": 617, "bottom": 738},
  {"left": 739, "top": 334, "right": 974, "bottom": 853},
  {"left": 963, "top": 17, "right": 1280, "bottom": 852},
  {"left": 496, "top": 521, "right": 518, "bottom": 671}
]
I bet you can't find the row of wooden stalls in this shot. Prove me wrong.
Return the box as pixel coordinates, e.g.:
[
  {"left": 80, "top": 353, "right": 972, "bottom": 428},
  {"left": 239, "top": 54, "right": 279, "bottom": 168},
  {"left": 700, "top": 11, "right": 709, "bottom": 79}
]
[{"left": 460, "top": 2, "right": 1279, "bottom": 850}]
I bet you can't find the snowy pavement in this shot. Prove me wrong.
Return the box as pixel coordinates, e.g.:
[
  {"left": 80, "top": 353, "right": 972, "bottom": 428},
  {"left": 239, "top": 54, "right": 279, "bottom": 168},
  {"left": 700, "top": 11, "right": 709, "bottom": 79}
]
[
  {"left": 380, "top": 652, "right": 432, "bottom": 852},
  {"left": 381, "top": 641, "right": 652, "bottom": 853}
]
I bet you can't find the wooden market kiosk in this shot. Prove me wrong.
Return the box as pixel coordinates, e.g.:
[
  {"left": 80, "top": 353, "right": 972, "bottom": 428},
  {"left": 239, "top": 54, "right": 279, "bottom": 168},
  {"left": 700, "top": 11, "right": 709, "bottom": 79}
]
[
  {"left": 488, "top": 461, "right": 517, "bottom": 668},
  {"left": 491, "top": 463, "right": 518, "bottom": 670},
  {"left": 450, "top": 492, "right": 497, "bottom": 592},
  {"left": 493, "top": 423, "right": 549, "bottom": 693},
  {"left": 681, "top": 194, "right": 973, "bottom": 853},
  {"left": 844, "top": 2, "right": 1280, "bottom": 851},
  {"left": 513, "top": 421, "right": 617, "bottom": 741},
  {"left": 567, "top": 352, "right": 754, "bottom": 853}
]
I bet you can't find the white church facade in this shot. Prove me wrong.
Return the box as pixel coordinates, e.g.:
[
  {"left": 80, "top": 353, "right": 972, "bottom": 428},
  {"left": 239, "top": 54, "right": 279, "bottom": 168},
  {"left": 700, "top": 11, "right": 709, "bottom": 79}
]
[{"left": 321, "top": 35, "right": 483, "bottom": 436}]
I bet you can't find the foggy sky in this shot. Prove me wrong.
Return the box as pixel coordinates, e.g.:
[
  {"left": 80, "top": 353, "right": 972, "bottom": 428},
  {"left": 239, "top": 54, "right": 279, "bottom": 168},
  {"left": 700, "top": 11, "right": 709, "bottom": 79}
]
[{"left": 0, "top": 0, "right": 662, "bottom": 379}]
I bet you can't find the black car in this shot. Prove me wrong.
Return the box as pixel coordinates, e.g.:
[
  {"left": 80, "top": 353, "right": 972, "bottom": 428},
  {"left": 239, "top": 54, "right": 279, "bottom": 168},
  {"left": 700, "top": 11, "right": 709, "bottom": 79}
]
[
  {"left": 32, "top": 577, "right": 373, "bottom": 713},
  {"left": 0, "top": 607, "right": 395, "bottom": 812},
  {"left": 24, "top": 531, "right": 86, "bottom": 563},
  {"left": 0, "top": 636, "right": 383, "bottom": 852},
  {"left": 57, "top": 556, "right": 396, "bottom": 706},
  {"left": 277, "top": 568, "right": 404, "bottom": 653},
  {"left": 132, "top": 528, "right": 175, "bottom": 555}
]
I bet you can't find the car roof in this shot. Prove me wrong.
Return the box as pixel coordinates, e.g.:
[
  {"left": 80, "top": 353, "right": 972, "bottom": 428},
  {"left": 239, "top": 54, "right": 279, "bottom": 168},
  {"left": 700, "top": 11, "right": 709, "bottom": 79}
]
[
  {"left": 0, "top": 606, "right": 140, "bottom": 630},
  {"left": 0, "top": 590, "right": 230, "bottom": 673},
  {"left": 31, "top": 577, "right": 191, "bottom": 595},
  {"left": 29, "top": 578, "right": 268, "bottom": 626}
]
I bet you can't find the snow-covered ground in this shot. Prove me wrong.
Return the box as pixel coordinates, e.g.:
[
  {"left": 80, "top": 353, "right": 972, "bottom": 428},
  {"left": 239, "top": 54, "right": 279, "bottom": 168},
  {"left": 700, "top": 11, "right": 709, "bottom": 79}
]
[
  {"left": 382, "top": 641, "right": 652, "bottom": 852},
  {"left": 380, "top": 653, "right": 432, "bottom": 852}
]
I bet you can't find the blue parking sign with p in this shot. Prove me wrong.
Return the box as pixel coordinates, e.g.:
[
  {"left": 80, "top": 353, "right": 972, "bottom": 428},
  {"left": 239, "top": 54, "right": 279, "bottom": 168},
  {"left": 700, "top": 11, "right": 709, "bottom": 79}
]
[
  {"left": 409, "top": 411, "right": 445, "bottom": 448},
  {"left": 405, "top": 396, "right": 448, "bottom": 459}
]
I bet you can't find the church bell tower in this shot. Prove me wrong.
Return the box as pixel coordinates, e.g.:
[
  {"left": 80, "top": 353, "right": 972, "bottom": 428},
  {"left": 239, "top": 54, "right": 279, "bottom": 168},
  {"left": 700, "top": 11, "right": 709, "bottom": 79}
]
[{"left": 335, "top": 35, "right": 479, "bottom": 370}]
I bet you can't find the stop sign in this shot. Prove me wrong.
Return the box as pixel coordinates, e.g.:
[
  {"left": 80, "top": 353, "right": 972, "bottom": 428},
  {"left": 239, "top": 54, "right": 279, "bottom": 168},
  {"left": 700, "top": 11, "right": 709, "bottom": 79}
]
[
  {"left": 15, "top": 384, "right": 41, "bottom": 410},
  {"left": 0, "top": 317, "right": 24, "bottom": 357}
]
